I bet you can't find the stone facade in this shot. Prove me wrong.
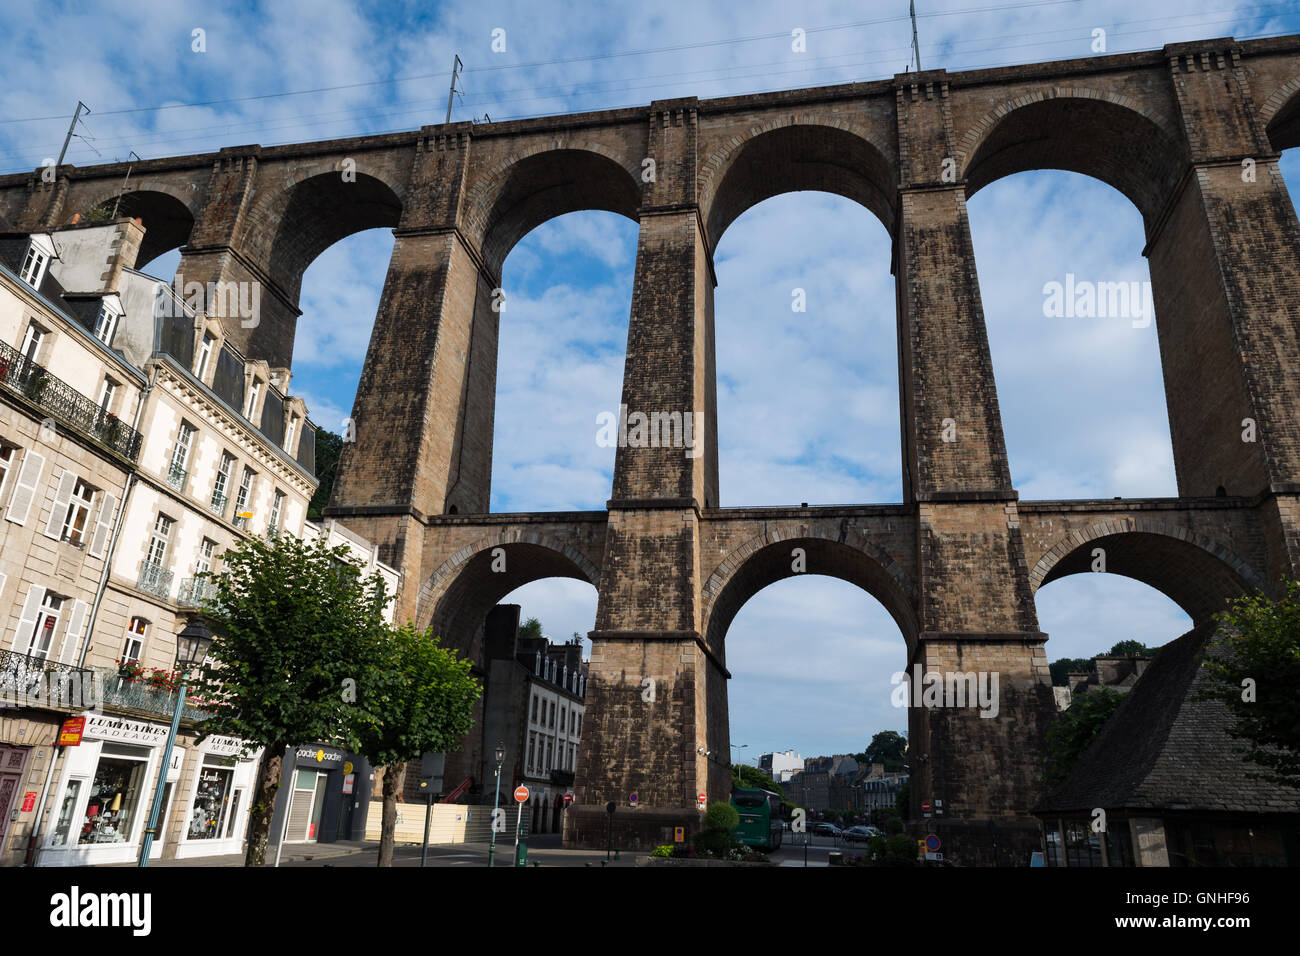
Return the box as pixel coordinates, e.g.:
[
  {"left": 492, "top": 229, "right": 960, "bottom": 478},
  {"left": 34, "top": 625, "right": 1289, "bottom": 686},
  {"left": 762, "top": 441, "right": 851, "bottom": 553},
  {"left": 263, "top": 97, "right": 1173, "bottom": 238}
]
[{"left": 6, "top": 34, "right": 1300, "bottom": 863}]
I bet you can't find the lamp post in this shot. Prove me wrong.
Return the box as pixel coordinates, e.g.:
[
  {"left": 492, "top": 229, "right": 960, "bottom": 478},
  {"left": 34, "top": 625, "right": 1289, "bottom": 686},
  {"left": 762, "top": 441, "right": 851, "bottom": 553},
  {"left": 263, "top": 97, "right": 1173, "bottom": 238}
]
[
  {"left": 137, "top": 617, "right": 213, "bottom": 867},
  {"left": 487, "top": 741, "right": 506, "bottom": 868}
]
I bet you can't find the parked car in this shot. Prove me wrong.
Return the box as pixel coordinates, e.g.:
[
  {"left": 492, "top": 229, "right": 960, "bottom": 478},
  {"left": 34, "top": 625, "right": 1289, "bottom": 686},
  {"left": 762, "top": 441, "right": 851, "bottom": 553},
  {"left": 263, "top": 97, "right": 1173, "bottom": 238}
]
[
  {"left": 843, "top": 825, "right": 880, "bottom": 843},
  {"left": 812, "top": 822, "right": 843, "bottom": 837}
]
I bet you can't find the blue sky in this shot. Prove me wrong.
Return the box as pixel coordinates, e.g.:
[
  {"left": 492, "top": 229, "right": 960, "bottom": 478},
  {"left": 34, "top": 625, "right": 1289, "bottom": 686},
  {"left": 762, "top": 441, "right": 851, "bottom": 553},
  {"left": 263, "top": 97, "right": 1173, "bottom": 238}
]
[{"left": 5, "top": 0, "right": 1300, "bottom": 765}]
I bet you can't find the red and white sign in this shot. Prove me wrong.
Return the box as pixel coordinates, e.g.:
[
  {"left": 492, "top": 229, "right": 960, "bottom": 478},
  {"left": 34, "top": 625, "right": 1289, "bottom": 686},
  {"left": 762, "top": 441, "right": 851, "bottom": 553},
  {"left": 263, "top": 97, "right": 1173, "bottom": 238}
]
[
  {"left": 57, "top": 717, "right": 85, "bottom": 747},
  {"left": 21, "top": 791, "right": 36, "bottom": 812},
  {"left": 698, "top": 792, "right": 706, "bottom": 805},
  {"left": 921, "top": 801, "right": 932, "bottom": 813},
  {"left": 514, "top": 785, "right": 530, "bottom": 803},
  {"left": 342, "top": 773, "right": 355, "bottom": 795},
  {"left": 564, "top": 792, "right": 574, "bottom": 805}
]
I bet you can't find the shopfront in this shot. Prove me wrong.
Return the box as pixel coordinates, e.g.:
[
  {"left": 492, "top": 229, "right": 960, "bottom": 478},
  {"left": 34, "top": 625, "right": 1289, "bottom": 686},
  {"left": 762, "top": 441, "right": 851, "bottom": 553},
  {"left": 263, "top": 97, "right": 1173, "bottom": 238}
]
[
  {"left": 40, "top": 714, "right": 171, "bottom": 866},
  {"left": 173, "top": 735, "right": 260, "bottom": 860},
  {"left": 270, "top": 744, "right": 372, "bottom": 846}
]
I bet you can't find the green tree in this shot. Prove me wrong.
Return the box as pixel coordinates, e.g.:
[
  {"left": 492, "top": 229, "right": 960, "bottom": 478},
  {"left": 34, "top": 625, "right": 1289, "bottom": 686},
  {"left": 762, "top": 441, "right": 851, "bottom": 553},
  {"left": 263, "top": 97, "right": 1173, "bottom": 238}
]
[
  {"left": 307, "top": 429, "right": 343, "bottom": 520},
  {"left": 865, "top": 730, "right": 907, "bottom": 771},
  {"left": 697, "top": 801, "right": 740, "bottom": 857},
  {"left": 189, "top": 532, "right": 389, "bottom": 865},
  {"left": 1044, "top": 688, "right": 1125, "bottom": 787},
  {"left": 1198, "top": 582, "right": 1300, "bottom": 786},
  {"left": 351, "top": 624, "right": 480, "bottom": 866},
  {"left": 731, "top": 762, "right": 783, "bottom": 795},
  {"left": 1108, "top": 639, "right": 1156, "bottom": 657},
  {"left": 518, "top": 617, "right": 544, "bottom": 640}
]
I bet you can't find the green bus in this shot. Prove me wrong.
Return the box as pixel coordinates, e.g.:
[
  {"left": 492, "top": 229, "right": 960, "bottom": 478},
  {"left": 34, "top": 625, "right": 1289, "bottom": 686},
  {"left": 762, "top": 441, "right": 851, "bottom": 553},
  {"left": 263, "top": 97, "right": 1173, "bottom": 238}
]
[{"left": 730, "top": 787, "right": 784, "bottom": 850}]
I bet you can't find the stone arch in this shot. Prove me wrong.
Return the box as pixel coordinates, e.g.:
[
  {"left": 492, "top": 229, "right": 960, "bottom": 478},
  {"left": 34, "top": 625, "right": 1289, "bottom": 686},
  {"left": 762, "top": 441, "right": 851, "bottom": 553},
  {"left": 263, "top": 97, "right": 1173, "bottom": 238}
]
[
  {"left": 1029, "top": 517, "right": 1266, "bottom": 623},
  {"left": 461, "top": 144, "right": 642, "bottom": 277},
  {"left": 1260, "top": 76, "right": 1300, "bottom": 151},
  {"left": 701, "top": 528, "right": 919, "bottom": 656},
  {"left": 699, "top": 119, "right": 897, "bottom": 251},
  {"left": 417, "top": 532, "right": 601, "bottom": 659},
  {"left": 72, "top": 184, "right": 199, "bottom": 269},
  {"left": 239, "top": 170, "right": 404, "bottom": 303},
  {"left": 957, "top": 89, "right": 1186, "bottom": 228}
]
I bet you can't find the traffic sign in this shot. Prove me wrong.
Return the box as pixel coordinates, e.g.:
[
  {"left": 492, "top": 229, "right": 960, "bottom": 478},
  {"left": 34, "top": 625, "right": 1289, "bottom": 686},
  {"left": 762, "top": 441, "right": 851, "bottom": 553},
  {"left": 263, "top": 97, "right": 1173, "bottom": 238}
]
[
  {"left": 514, "top": 785, "right": 529, "bottom": 803},
  {"left": 698, "top": 792, "right": 706, "bottom": 804},
  {"left": 674, "top": 826, "right": 685, "bottom": 843},
  {"left": 925, "top": 834, "right": 941, "bottom": 852},
  {"left": 629, "top": 792, "right": 638, "bottom": 806},
  {"left": 564, "top": 791, "right": 574, "bottom": 805},
  {"left": 921, "top": 800, "right": 932, "bottom": 813}
]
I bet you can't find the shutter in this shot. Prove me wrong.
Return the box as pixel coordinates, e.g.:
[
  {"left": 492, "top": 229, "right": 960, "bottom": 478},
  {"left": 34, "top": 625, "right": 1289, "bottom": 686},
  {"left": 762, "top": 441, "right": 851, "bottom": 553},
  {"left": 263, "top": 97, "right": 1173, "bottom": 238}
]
[
  {"left": 0, "top": 573, "right": 6, "bottom": 602},
  {"left": 43, "top": 470, "right": 77, "bottom": 539},
  {"left": 59, "top": 599, "right": 88, "bottom": 664},
  {"left": 4, "top": 449, "right": 46, "bottom": 525},
  {"left": 87, "top": 492, "right": 117, "bottom": 559},
  {"left": 13, "top": 585, "right": 45, "bottom": 653}
]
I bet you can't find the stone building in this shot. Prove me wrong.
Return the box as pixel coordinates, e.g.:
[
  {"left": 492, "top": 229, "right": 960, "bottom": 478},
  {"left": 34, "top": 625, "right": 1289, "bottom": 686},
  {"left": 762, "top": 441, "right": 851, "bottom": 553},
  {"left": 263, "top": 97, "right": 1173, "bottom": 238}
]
[
  {"left": 477, "top": 604, "right": 587, "bottom": 835},
  {"left": 0, "top": 217, "right": 393, "bottom": 865}
]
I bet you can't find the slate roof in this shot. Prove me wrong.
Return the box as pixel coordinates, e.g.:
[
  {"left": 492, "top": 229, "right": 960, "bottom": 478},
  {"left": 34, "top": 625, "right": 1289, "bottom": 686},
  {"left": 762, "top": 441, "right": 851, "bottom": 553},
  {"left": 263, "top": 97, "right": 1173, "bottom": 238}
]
[{"left": 1037, "top": 620, "right": 1300, "bottom": 815}]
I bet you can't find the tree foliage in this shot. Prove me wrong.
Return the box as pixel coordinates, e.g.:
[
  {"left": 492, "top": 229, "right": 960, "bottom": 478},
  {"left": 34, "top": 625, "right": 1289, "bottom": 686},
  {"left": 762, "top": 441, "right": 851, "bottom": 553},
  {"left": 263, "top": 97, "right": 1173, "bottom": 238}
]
[
  {"left": 351, "top": 623, "right": 480, "bottom": 866},
  {"left": 518, "top": 617, "right": 544, "bottom": 640},
  {"left": 1108, "top": 639, "right": 1157, "bottom": 657},
  {"left": 1044, "top": 688, "right": 1125, "bottom": 787},
  {"left": 189, "top": 532, "right": 390, "bottom": 865},
  {"left": 1198, "top": 582, "right": 1300, "bottom": 786},
  {"left": 307, "top": 429, "right": 343, "bottom": 520},
  {"left": 1048, "top": 657, "right": 1096, "bottom": 687},
  {"left": 864, "top": 730, "right": 907, "bottom": 771},
  {"left": 731, "top": 762, "right": 783, "bottom": 795}
]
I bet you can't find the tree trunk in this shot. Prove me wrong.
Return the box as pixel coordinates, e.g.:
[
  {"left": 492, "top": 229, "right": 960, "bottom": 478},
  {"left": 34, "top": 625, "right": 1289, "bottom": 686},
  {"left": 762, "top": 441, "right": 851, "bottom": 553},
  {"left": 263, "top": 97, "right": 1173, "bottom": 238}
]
[
  {"left": 378, "top": 762, "right": 406, "bottom": 867},
  {"left": 245, "top": 746, "right": 284, "bottom": 866}
]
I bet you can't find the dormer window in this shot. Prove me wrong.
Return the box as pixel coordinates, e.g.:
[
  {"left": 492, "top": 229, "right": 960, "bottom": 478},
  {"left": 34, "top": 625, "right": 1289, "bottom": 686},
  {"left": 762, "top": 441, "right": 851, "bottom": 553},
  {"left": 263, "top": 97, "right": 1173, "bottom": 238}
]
[
  {"left": 283, "top": 415, "right": 297, "bottom": 453},
  {"left": 195, "top": 333, "right": 214, "bottom": 381},
  {"left": 93, "top": 299, "right": 122, "bottom": 347},
  {"left": 244, "top": 379, "right": 261, "bottom": 421},
  {"left": 19, "top": 235, "right": 54, "bottom": 288}
]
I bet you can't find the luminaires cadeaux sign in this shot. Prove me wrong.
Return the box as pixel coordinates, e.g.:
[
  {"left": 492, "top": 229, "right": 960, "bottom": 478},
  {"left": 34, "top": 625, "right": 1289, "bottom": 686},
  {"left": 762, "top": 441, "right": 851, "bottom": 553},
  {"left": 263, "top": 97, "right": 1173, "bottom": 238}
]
[{"left": 82, "top": 714, "right": 171, "bottom": 746}]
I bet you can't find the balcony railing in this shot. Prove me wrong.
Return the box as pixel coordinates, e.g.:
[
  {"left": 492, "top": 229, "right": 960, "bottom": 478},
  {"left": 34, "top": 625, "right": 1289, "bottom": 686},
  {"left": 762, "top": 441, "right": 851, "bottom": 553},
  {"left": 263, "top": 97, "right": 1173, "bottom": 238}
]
[
  {"left": 177, "top": 576, "right": 219, "bottom": 609},
  {"left": 138, "top": 560, "right": 173, "bottom": 600},
  {"left": 0, "top": 339, "right": 142, "bottom": 461},
  {"left": 94, "top": 666, "right": 213, "bottom": 722},
  {"left": 166, "top": 461, "right": 187, "bottom": 491},
  {"left": 0, "top": 647, "right": 96, "bottom": 711},
  {"left": 209, "top": 490, "right": 228, "bottom": 516}
]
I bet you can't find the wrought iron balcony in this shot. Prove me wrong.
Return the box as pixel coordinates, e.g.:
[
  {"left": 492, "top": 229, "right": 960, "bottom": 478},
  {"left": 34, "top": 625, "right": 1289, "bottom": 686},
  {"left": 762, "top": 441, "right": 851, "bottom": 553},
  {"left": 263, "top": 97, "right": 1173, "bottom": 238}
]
[
  {"left": 0, "top": 338, "right": 142, "bottom": 461},
  {"left": 0, "top": 647, "right": 97, "bottom": 711},
  {"left": 137, "top": 560, "right": 173, "bottom": 600},
  {"left": 94, "top": 666, "right": 213, "bottom": 722},
  {"left": 209, "top": 490, "right": 228, "bottom": 516},
  {"left": 177, "top": 576, "right": 219, "bottom": 609},
  {"left": 166, "top": 461, "right": 188, "bottom": 491}
]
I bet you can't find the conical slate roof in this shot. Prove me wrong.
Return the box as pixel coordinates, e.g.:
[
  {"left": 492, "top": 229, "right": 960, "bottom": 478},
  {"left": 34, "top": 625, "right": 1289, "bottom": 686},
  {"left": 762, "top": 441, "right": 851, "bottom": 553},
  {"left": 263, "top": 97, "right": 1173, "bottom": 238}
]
[{"left": 1037, "top": 621, "right": 1300, "bottom": 814}]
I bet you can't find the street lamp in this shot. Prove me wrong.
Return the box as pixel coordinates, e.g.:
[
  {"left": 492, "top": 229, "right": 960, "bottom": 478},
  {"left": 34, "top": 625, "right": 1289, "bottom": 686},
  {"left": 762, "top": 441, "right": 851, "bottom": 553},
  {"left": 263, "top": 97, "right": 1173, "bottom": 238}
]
[
  {"left": 487, "top": 741, "right": 506, "bottom": 868},
  {"left": 137, "top": 617, "right": 213, "bottom": 867}
]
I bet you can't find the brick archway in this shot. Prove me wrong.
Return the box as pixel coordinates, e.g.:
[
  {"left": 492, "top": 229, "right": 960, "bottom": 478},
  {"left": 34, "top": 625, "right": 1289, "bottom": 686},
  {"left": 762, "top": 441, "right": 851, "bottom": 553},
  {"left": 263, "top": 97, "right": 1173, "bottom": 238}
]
[
  {"left": 1029, "top": 518, "right": 1266, "bottom": 623},
  {"left": 77, "top": 185, "right": 199, "bottom": 268},
  {"left": 1261, "top": 75, "right": 1300, "bottom": 150}
]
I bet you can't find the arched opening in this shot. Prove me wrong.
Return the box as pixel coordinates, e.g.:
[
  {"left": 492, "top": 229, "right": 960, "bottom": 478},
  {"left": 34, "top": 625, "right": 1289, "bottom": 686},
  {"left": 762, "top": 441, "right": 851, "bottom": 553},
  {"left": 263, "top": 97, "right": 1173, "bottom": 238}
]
[
  {"left": 76, "top": 189, "right": 197, "bottom": 270},
  {"left": 705, "top": 125, "right": 900, "bottom": 506},
  {"left": 967, "top": 170, "right": 1178, "bottom": 499},
  {"left": 490, "top": 210, "right": 636, "bottom": 512}
]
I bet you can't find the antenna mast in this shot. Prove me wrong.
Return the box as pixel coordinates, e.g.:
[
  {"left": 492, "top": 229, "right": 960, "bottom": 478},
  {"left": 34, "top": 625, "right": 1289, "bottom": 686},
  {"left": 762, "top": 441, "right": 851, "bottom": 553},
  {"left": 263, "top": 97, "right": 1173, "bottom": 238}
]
[
  {"left": 910, "top": 1, "right": 922, "bottom": 72},
  {"left": 445, "top": 54, "right": 464, "bottom": 125}
]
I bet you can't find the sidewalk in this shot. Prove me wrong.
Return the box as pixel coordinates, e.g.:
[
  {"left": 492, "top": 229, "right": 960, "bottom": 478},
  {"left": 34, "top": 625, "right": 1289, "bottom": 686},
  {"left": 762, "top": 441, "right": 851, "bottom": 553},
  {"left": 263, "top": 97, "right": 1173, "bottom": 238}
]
[{"left": 105, "top": 840, "right": 376, "bottom": 867}]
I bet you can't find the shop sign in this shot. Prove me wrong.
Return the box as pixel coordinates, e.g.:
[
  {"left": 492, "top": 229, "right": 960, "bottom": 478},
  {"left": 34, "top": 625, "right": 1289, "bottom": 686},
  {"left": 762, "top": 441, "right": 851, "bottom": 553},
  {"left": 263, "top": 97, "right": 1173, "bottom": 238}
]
[
  {"left": 58, "top": 716, "right": 86, "bottom": 746},
  {"left": 342, "top": 773, "right": 355, "bottom": 794},
  {"left": 83, "top": 714, "right": 169, "bottom": 746},
  {"left": 203, "top": 735, "right": 253, "bottom": 758},
  {"left": 294, "top": 746, "right": 344, "bottom": 768},
  {"left": 21, "top": 791, "right": 36, "bottom": 812}
]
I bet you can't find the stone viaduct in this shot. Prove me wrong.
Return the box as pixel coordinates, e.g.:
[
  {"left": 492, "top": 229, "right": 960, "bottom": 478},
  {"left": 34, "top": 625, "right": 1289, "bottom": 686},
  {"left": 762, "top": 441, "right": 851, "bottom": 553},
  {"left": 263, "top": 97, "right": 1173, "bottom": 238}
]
[{"left": 6, "top": 34, "right": 1300, "bottom": 863}]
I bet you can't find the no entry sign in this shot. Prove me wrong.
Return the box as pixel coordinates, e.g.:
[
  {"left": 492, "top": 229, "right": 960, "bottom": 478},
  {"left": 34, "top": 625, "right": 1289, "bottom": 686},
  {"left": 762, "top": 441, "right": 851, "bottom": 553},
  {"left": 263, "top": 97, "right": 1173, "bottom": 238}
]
[{"left": 514, "top": 785, "right": 529, "bottom": 803}]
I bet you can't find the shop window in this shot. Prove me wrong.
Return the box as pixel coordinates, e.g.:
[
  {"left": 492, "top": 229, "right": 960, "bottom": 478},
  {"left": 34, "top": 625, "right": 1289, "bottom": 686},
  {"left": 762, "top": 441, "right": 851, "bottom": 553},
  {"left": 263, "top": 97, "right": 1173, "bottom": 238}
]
[
  {"left": 49, "top": 779, "right": 84, "bottom": 846},
  {"left": 188, "top": 756, "right": 236, "bottom": 840},
  {"left": 79, "top": 745, "right": 148, "bottom": 845}
]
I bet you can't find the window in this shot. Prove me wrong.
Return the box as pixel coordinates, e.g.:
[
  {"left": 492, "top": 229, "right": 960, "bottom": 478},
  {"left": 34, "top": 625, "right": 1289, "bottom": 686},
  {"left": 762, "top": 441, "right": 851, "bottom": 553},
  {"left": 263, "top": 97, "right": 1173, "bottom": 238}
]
[
  {"left": 560, "top": 707, "right": 566, "bottom": 733},
  {"left": 549, "top": 701, "right": 555, "bottom": 728},
  {"left": 244, "top": 380, "right": 261, "bottom": 421},
  {"left": 196, "top": 538, "right": 216, "bottom": 576},
  {"left": 168, "top": 422, "right": 195, "bottom": 490},
  {"left": 545, "top": 742, "right": 553, "bottom": 772},
  {"left": 93, "top": 302, "right": 120, "bottom": 346},
  {"left": 267, "top": 488, "right": 284, "bottom": 533},
  {"left": 211, "top": 452, "right": 234, "bottom": 515},
  {"left": 20, "top": 238, "right": 52, "bottom": 287},
  {"left": 121, "top": 617, "right": 148, "bottom": 663},
  {"left": 96, "top": 378, "right": 117, "bottom": 415},
  {"left": 531, "top": 694, "right": 538, "bottom": 723},
  {"left": 147, "top": 513, "right": 173, "bottom": 567},
  {"left": 0, "top": 445, "right": 15, "bottom": 503},
  {"left": 233, "top": 467, "right": 255, "bottom": 529},
  {"left": 26, "top": 592, "right": 63, "bottom": 659},
  {"left": 19, "top": 321, "right": 44, "bottom": 362},
  {"left": 283, "top": 416, "right": 297, "bottom": 453},
  {"left": 527, "top": 734, "right": 535, "bottom": 772},
  {"left": 195, "top": 334, "right": 214, "bottom": 380},
  {"left": 60, "top": 478, "right": 96, "bottom": 546}
]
